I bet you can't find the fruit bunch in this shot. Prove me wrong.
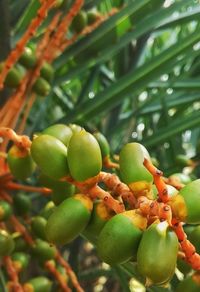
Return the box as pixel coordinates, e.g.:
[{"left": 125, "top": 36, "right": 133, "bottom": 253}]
[{"left": 0, "top": 124, "right": 200, "bottom": 291}]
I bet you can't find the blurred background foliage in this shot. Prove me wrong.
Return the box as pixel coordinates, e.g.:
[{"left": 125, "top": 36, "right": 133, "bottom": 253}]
[{"left": 2, "top": 0, "right": 200, "bottom": 176}]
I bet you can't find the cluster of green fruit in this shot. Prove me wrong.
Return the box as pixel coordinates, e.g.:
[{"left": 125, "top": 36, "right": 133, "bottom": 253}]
[
  {"left": 0, "top": 46, "right": 54, "bottom": 96},
  {"left": 6, "top": 123, "right": 200, "bottom": 289},
  {"left": 71, "top": 9, "right": 99, "bottom": 33}
]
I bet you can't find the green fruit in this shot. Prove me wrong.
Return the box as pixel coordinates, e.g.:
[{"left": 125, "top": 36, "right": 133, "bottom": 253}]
[
  {"left": 71, "top": 11, "right": 88, "bottom": 33},
  {"left": 31, "top": 216, "right": 47, "bottom": 240},
  {"left": 188, "top": 225, "right": 200, "bottom": 254},
  {"left": 169, "top": 173, "right": 192, "bottom": 185},
  {"left": 0, "top": 230, "right": 15, "bottom": 257},
  {"left": 19, "top": 47, "right": 37, "bottom": 68},
  {"left": 14, "top": 236, "right": 28, "bottom": 252},
  {"left": 1, "top": 64, "right": 23, "bottom": 88},
  {"left": 32, "top": 239, "right": 56, "bottom": 262},
  {"left": 82, "top": 201, "right": 114, "bottom": 244},
  {"left": 46, "top": 194, "right": 93, "bottom": 245},
  {"left": 40, "top": 62, "right": 54, "bottom": 82},
  {"left": 169, "top": 179, "right": 200, "bottom": 224},
  {"left": 175, "top": 154, "right": 193, "bottom": 167},
  {"left": 177, "top": 257, "right": 191, "bottom": 275},
  {"left": 33, "top": 77, "right": 51, "bottom": 96},
  {"left": 176, "top": 274, "right": 200, "bottom": 292},
  {"left": 7, "top": 145, "right": 35, "bottom": 180},
  {"left": 119, "top": 143, "right": 153, "bottom": 194},
  {"left": 42, "top": 124, "right": 72, "bottom": 147},
  {"left": 137, "top": 220, "right": 178, "bottom": 286},
  {"left": 23, "top": 276, "right": 52, "bottom": 292},
  {"left": 11, "top": 252, "right": 30, "bottom": 272},
  {"left": 69, "top": 123, "right": 82, "bottom": 133},
  {"left": 87, "top": 10, "right": 98, "bottom": 25},
  {"left": 68, "top": 130, "right": 102, "bottom": 181},
  {"left": 39, "top": 173, "right": 75, "bottom": 205},
  {"left": 13, "top": 193, "right": 31, "bottom": 215},
  {"left": 31, "top": 134, "right": 69, "bottom": 179},
  {"left": 93, "top": 132, "right": 110, "bottom": 159},
  {"left": 40, "top": 201, "right": 55, "bottom": 220},
  {"left": 97, "top": 210, "right": 147, "bottom": 265},
  {"left": 0, "top": 201, "right": 12, "bottom": 221}
]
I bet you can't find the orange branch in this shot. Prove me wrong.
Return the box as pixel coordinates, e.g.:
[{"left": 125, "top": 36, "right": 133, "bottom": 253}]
[
  {"left": 5, "top": 182, "right": 51, "bottom": 195},
  {"left": 45, "top": 260, "right": 71, "bottom": 292},
  {"left": 10, "top": 215, "right": 34, "bottom": 246},
  {"left": 56, "top": 251, "right": 84, "bottom": 292},
  {"left": 3, "top": 256, "right": 23, "bottom": 292}
]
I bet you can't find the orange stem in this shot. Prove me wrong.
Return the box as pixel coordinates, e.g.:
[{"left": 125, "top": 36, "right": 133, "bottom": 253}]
[
  {"left": 5, "top": 182, "right": 51, "bottom": 195},
  {"left": 10, "top": 215, "right": 34, "bottom": 246},
  {"left": 3, "top": 256, "right": 23, "bottom": 292},
  {"left": 56, "top": 251, "right": 84, "bottom": 292}
]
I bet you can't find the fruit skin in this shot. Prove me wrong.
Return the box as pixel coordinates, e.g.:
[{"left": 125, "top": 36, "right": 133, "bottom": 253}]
[
  {"left": 87, "top": 10, "right": 98, "bottom": 25},
  {"left": 71, "top": 11, "right": 88, "bottom": 33},
  {"left": 82, "top": 201, "right": 114, "bottom": 244},
  {"left": 119, "top": 143, "right": 153, "bottom": 194},
  {"left": 188, "top": 225, "right": 200, "bottom": 254},
  {"left": 169, "top": 179, "right": 200, "bottom": 224},
  {"left": 31, "top": 134, "right": 69, "bottom": 179},
  {"left": 7, "top": 145, "right": 35, "bottom": 180},
  {"left": 23, "top": 276, "right": 52, "bottom": 292},
  {"left": 0, "top": 201, "right": 12, "bottom": 221},
  {"left": 0, "top": 230, "right": 15, "bottom": 257},
  {"left": 19, "top": 47, "right": 37, "bottom": 68},
  {"left": 33, "top": 77, "right": 51, "bottom": 96},
  {"left": 40, "top": 201, "right": 55, "bottom": 220},
  {"left": 31, "top": 216, "right": 47, "bottom": 240},
  {"left": 137, "top": 221, "right": 178, "bottom": 286},
  {"left": 39, "top": 173, "right": 75, "bottom": 205},
  {"left": 0, "top": 63, "right": 23, "bottom": 88},
  {"left": 46, "top": 194, "right": 93, "bottom": 245},
  {"left": 42, "top": 124, "right": 72, "bottom": 147},
  {"left": 13, "top": 192, "right": 31, "bottom": 216},
  {"left": 14, "top": 236, "right": 28, "bottom": 252},
  {"left": 93, "top": 132, "right": 110, "bottom": 159},
  {"left": 40, "top": 62, "right": 54, "bottom": 82},
  {"left": 176, "top": 274, "right": 200, "bottom": 292},
  {"left": 11, "top": 252, "right": 30, "bottom": 272},
  {"left": 67, "top": 130, "right": 102, "bottom": 181},
  {"left": 97, "top": 210, "right": 147, "bottom": 265},
  {"left": 31, "top": 239, "right": 56, "bottom": 262},
  {"left": 69, "top": 123, "right": 82, "bottom": 133}
]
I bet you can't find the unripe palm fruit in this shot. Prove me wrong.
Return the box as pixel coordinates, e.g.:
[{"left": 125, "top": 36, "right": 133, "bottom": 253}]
[
  {"left": 82, "top": 201, "right": 114, "bottom": 244},
  {"left": 169, "top": 173, "right": 191, "bottom": 185},
  {"left": 31, "top": 239, "right": 56, "bottom": 262},
  {"left": 176, "top": 274, "right": 200, "bottom": 292},
  {"left": 39, "top": 173, "right": 75, "bottom": 205},
  {"left": 137, "top": 220, "right": 178, "bottom": 286},
  {"left": 31, "top": 134, "right": 69, "bottom": 179},
  {"left": 42, "top": 124, "right": 72, "bottom": 147},
  {"left": 31, "top": 216, "right": 47, "bottom": 240},
  {"left": 11, "top": 252, "right": 30, "bottom": 272},
  {"left": 14, "top": 236, "right": 28, "bottom": 252},
  {"left": 68, "top": 130, "right": 102, "bottom": 181},
  {"left": 97, "top": 210, "right": 147, "bottom": 265},
  {"left": 6, "top": 66, "right": 23, "bottom": 88},
  {"left": 187, "top": 225, "right": 200, "bottom": 254},
  {"left": 169, "top": 179, "right": 200, "bottom": 224},
  {"left": 69, "top": 123, "right": 82, "bottom": 133},
  {"left": 0, "top": 201, "right": 12, "bottom": 221},
  {"left": 87, "top": 10, "right": 99, "bottom": 25},
  {"left": 177, "top": 257, "right": 191, "bottom": 275},
  {"left": 119, "top": 143, "right": 153, "bottom": 195},
  {"left": 40, "top": 201, "right": 55, "bottom": 220},
  {"left": 93, "top": 132, "right": 110, "bottom": 159},
  {"left": 19, "top": 47, "right": 37, "bottom": 68},
  {"left": 46, "top": 194, "right": 93, "bottom": 245},
  {"left": 23, "top": 276, "right": 52, "bottom": 292},
  {"left": 13, "top": 192, "right": 31, "bottom": 216},
  {"left": 33, "top": 77, "right": 51, "bottom": 96},
  {"left": 7, "top": 145, "right": 35, "bottom": 180},
  {"left": 0, "top": 230, "right": 15, "bottom": 257},
  {"left": 40, "top": 61, "right": 54, "bottom": 82},
  {"left": 71, "top": 11, "right": 88, "bottom": 33}
]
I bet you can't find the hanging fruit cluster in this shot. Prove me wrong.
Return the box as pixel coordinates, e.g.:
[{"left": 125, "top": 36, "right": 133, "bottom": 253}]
[{"left": 1, "top": 123, "right": 200, "bottom": 291}]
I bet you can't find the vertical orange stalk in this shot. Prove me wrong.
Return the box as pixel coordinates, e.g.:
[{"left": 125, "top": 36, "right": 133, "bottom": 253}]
[
  {"left": 3, "top": 256, "right": 23, "bottom": 292},
  {"left": 56, "top": 251, "right": 84, "bottom": 292}
]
